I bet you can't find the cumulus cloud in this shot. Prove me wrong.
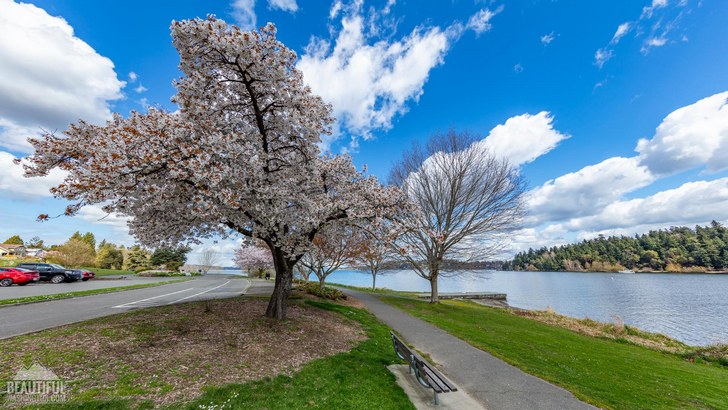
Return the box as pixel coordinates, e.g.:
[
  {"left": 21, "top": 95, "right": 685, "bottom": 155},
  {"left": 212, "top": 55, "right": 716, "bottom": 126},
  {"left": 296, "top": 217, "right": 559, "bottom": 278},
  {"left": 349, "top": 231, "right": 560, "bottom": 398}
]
[
  {"left": 297, "top": 4, "right": 463, "bottom": 147},
  {"left": 636, "top": 91, "right": 728, "bottom": 175},
  {"left": 478, "top": 112, "right": 569, "bottom": 167},
  {"left": 565, "top": 178, "right": 728, "bottom": 234},
  {"left": 0, "top": 0, "right": 125, "bottom": 153},
  {"left": 506, "top": 91, "right": 728, "bottom": 256},
  {"left": 526, "top": 157, "right": 655, "bottom": 226},
  {"left": 76, "top": 204, "right": 131, "bottom": 233},
  {"left": 0, "top": 151, "right": 67, "bottom": 198}
]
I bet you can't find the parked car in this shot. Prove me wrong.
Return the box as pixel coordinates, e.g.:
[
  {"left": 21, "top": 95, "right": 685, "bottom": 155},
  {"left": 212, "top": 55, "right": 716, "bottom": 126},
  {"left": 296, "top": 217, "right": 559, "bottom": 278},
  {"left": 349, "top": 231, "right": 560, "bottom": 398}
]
[
  {"left": 14, "top": 263, "right": 83, "bottom": 283},
  {"left": 78, "top": 269, "right": 96, "bottom": 281},
  {"left": 0, "top": 267, "right": 40, "bottom": 286}
]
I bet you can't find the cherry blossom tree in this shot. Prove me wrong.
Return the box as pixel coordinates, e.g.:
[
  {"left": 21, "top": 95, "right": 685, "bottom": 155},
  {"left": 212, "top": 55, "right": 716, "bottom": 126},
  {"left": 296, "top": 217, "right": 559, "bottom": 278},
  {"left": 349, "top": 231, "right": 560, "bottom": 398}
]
[
  {"left": 299, "top": 224, "right": 364, "bottom": 287},
  {"left": 21, "top": 17, "right": 404, "bottom": 319},
  {"left": 234, "top": 244, "right": 273, "bottom": 278},
  {"left": 353, "top": 224, "right": 396, "bottom": 291},
  {"left": 390, "top": 131, "right": 526, "bottom": 303}
]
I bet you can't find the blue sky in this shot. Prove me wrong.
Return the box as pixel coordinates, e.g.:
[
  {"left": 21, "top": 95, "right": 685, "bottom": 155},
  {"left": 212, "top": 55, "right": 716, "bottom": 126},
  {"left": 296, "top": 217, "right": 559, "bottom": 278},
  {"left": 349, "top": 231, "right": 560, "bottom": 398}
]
[{"left": 1, "top": 0, "right": 727, "bottom": 265}]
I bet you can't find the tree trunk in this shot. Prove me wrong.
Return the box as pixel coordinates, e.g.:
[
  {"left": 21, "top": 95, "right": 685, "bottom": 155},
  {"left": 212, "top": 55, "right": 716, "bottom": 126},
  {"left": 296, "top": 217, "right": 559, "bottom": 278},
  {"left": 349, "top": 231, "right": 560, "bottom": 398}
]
[
  {"left": 318, "top": 270, "right": 326, "bottom": 287},
  {"left": 429, "top": 274, "right": 439, "bottom": 303},
  {"left": 266, "top": 247, "right": 295, "bottom": 320},
  {"left": 372, "top": 272, "right": 377, "bottom": 290}
]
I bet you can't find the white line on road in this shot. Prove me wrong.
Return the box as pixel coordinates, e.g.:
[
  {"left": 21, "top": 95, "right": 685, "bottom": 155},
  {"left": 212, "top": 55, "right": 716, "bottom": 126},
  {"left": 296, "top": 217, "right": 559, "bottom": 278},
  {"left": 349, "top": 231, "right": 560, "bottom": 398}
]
[
  {"left": 111, "top": 288, "right": 195, "bottom": 309},
  {"left": 169, "top": 280, "right": 231, "bottom": 304}
]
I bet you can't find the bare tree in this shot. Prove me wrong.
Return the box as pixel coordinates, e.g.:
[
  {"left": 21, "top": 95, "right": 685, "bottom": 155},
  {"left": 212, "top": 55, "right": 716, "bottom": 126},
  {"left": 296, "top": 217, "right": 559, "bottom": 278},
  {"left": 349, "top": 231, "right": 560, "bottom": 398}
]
[
  {"left": 198, "top": 248, "right": 220, "bottom": 274},
  {"left": 390, "top": 131, "right": 526, "bottom": 302}
]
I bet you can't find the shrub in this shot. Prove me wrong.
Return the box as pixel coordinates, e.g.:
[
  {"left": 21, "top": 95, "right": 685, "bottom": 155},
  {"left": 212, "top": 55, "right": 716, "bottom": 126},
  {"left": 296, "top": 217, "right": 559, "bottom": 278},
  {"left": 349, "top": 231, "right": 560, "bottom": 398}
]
[{"left": 296, "top": 281, "right": 347, "bottom": 301}]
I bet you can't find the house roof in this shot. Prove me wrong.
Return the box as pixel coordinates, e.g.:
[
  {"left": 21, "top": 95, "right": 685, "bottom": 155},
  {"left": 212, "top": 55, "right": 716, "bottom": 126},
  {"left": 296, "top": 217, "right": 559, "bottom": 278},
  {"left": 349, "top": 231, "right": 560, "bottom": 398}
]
[{"left": 0, "top": 244, "right": 25, "bottom": 250}]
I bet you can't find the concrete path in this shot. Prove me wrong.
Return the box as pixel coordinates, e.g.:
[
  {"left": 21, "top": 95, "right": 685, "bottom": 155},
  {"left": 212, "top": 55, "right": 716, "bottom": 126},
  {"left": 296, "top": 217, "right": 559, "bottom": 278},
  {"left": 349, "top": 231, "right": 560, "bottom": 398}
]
[
  {"left": 0, "top": 276, "right": 250, "bottom": 340},
  {"left": 340, "top": 288, "right": 597, "bottom": 410}
]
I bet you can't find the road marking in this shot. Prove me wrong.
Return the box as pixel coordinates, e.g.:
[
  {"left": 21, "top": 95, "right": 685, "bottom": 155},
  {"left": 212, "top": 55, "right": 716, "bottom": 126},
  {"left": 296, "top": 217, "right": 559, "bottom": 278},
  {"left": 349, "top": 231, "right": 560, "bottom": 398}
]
[
  {"left": 169, "top": 280, "right": 231, "bottom": 304},
  {"left": 111, "top": 288, "right": 195, "bottom": 308}
]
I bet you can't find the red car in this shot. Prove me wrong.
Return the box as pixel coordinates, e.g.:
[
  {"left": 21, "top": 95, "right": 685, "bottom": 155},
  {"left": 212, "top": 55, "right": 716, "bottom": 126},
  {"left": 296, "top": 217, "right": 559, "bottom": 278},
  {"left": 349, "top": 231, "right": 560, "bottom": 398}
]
[
  {"left": 0, "top": 267, "right": 41, "bottom": 287},
  {"left": 79, "top": 269, "right": 96, "bottom": 281}
]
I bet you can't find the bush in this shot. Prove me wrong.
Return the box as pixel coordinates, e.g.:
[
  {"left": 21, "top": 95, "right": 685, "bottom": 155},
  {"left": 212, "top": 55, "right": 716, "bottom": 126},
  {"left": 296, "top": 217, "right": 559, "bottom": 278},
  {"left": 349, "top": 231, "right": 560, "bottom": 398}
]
[
  {"left": 137, "top": 271, "right": 186, "bottom": 277},
  {"left": 296, "top": 281, "right": 347, "bottom": 301}
]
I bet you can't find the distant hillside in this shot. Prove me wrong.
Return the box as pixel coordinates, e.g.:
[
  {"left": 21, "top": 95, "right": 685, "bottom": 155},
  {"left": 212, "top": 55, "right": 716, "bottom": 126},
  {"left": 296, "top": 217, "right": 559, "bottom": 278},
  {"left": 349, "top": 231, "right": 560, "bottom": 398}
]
[{"left": 505, "top": 221, "right": 728, "bottom": 273}]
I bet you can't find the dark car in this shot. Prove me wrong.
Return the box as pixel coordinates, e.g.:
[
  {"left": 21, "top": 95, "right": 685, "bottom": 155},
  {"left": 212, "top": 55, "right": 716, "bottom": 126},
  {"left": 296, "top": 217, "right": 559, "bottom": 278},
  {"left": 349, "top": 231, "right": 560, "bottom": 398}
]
[
  {"left": 14, "top": 263, "right": 83, "bottom": 283},
  {"left": 0, "top": 267, "right": 40, "bottom": 286}
]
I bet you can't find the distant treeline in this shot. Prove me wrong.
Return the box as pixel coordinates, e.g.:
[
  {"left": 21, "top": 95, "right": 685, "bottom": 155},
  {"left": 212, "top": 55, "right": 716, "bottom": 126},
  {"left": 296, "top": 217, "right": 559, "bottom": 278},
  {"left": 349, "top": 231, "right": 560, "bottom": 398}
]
[{"left": 505, "top": 221, "right": 728, "bottom": 273}]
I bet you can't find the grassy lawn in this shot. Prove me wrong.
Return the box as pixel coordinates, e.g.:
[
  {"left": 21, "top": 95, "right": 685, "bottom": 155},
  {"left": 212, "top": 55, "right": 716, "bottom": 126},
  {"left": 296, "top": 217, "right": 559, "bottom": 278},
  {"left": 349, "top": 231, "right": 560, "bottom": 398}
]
[
  {"left": 182, "top": 301, "right": 414, "bottom": 410},
  {"left": 0, "top": 279, "right": 190, "bottom": 307},
  {"left": 80, "top": 267, "right": 135, "bottom": 276},
  {"left": 328, "top": 282, "right": 420, "bottom": 297},
  {"left": 1, "top": 299, "right": 413, "bottom": 410},
  {"left": 383, "top": 297, "right": 728, "bottom": 410}
]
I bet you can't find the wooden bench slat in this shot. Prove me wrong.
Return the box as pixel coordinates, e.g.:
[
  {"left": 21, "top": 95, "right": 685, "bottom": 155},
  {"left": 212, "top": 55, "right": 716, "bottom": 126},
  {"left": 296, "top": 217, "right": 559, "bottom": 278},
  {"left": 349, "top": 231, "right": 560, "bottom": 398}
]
[{"left": 391, "top": 331, "right": 458, "bottom": 405}]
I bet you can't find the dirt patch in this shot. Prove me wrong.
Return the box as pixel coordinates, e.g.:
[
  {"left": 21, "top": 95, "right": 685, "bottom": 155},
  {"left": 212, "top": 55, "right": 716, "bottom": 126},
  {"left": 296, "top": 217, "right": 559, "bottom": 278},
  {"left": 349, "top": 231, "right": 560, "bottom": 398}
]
[{"left": 0, "top": 299, "right": 365, "bottom": 406}]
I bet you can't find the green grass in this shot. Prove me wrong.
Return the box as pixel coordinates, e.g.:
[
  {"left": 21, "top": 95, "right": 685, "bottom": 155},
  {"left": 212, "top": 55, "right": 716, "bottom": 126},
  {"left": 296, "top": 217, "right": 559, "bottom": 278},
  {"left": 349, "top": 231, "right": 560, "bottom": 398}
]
[
  {"left": 383, "top": 297, "right": 728, "bottom": 410},
  {"left": 179, "top": 301, "right": 413, "bottom": 410},
  {"left": 20, "top": 301, "right": 413, "bottom": 410},
  {"left": 80, "top": 267, "right": 135, "bottom": 276},
  {"left": 0, "top": 279, "right": 191, "bottom": 307},
  {"left": 328, "top": 282, "right": 420, "bottom": 297}
]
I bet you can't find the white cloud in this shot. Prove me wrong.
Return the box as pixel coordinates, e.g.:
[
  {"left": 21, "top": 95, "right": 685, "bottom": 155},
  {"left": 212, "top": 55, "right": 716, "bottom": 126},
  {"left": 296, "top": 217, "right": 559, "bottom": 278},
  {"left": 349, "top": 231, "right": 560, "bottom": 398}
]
[
  {"left": 0, "top": 0, "right": 124, "bottom": 153},
  {"left": 0, "top": 151, "right": 67, "bottom": 198},
  {"left": 297, "top": 5, "right": 459, "bottom": 147},
  {"left": 231, "top": 0, "right": 256, "bottom": 30},
  {"left": 641, "top": 36, "right": 668, "bottom": 53},
  {"left": 466, "top": 6, "right": 502, "bottom": 36},
  {"left": 268, "top": 0, "right": 298, "bottom": 13},
  {"left": 637, "top": 91, "right": 728, "bottom": 175},
  {"left": 134, "top": 84, "right": 148, "bottom": 94},
  {"left": 612, "top": 22, "right": 632, "bottom": 43},
  {"left": 478, "top": 112, "right": 569, "bottom": 167},
  {"left": 128, "top": 72, "right": 139, "bottom": 82},
  {"left": 540, "top": 31, "right": 556, "bottom": 45},
  {"left": 527, "top": 157, "right": 655, "bottom": 226},
  {"left": 642, "top": 0, "right": 669, "bottom": 19},
  {"left": 76, "top": 204, "right": 131, "bottom": 234},
  {"left": 594, "top": 48, "right": 613, "bottom": 68},
  {"left": 513, "top": 63, "right": 524, "bottom": 73},
  {"left": 565, "top": 178, "right": 728, "bottom": 233}
]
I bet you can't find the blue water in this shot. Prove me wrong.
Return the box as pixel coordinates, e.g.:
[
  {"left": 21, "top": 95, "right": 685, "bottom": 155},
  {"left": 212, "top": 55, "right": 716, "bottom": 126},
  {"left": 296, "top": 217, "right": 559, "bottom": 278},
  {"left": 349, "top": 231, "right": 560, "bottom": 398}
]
[{"left": 322, "top": 269, "right": 728, "bottom": 346}]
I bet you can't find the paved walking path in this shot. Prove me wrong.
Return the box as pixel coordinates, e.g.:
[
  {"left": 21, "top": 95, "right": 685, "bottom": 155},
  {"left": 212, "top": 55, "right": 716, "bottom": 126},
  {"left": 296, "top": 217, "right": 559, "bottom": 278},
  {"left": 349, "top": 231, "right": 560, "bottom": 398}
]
[{"left": 340, "top": 288, "right": 597, "bottom": 410}]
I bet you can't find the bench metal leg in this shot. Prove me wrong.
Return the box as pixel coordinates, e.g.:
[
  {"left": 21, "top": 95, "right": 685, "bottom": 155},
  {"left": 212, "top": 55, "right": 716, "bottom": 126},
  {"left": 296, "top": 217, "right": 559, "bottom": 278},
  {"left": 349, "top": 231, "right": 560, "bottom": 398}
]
[{"left": 434, "top": 391, "right": 439, "bottom": 405}]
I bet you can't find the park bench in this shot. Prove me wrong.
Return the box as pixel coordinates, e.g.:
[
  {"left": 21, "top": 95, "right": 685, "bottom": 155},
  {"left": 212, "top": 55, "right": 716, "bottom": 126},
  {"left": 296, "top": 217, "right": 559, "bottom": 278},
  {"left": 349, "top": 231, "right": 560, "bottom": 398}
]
[{"left": 390, "top": 331, "right": 457, "bottom": 405}]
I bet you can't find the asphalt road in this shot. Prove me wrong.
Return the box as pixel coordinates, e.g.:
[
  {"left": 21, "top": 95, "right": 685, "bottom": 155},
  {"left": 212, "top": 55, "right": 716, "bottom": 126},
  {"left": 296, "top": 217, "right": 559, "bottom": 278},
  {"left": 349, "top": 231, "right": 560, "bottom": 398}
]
[
  {"left": 0, "top": 276, "right": 179, "bottom": 300},
  {"left": 0, "top": 276, "right": 252, "bottom": 340}
]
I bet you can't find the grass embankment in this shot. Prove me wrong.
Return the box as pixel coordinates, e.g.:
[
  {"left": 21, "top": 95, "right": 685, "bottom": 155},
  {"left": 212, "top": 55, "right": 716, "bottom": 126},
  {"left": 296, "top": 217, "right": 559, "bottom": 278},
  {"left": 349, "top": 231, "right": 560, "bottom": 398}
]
[
  {"left": 1, "top": 298, "right": 413, "bottom": 409},
  {"left": 0, "top": 279, "right": 191, "bottom": 307},
  {"left": 328, "top": 282, "right": 420, "bottom": 297},
  {"left": 384, "top": 297, "right": 728, "bottom": 409},
  {"left": 80, "top": 267, "right": 135, "bottom": 276}
]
